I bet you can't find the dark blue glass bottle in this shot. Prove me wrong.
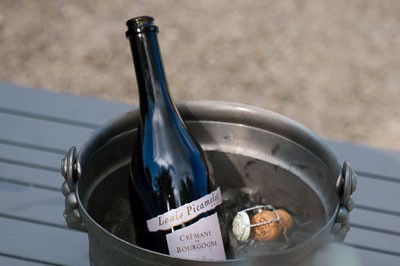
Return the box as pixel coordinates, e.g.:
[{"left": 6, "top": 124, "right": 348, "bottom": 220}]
[{"left": 126, "top": 16, "right": 227, "bottom": 260}]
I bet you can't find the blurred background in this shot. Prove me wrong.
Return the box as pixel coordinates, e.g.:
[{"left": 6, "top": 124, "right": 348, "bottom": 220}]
[{"left": 1, "top": 0, "right": 399, "bottom": 151}]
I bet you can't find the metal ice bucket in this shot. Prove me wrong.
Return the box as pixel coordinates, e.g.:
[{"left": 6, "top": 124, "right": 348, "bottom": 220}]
[{"left": 61, "top": 101, "right": 356, "bottom": 265}]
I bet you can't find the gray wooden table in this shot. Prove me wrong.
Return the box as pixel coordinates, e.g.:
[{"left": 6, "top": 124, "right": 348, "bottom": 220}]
[{"left": 0, "top": 82, "right": 399, "bottom": 265}]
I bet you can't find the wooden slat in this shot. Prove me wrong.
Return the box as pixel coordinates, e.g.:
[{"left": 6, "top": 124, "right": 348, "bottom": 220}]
[
  {"left": 0, "top": 181, "right": 65, "bottom": 227},
  {"left": 0, "top": 162, "right": 61, "bottom": 190},
  {"left": 345, "top": 227, "right": 400, "bottom": 255},
  {"left": 0, "top": 217, "right": 89, "bottom": 266},
  {"left": 0, "top": 143, "right": 63, "bottom": 171},
  {"left": 353, "top": 175, "right": 400, "bottom": 214},
  {"left": 327, "top": 140, "right": 400, "bottom": 180},
  {"left": 351, "top": 208, "right": 400, "bottom": 235},
  {"left": 0, "top": 82, "right": 131, "bottom": 125},
  {"left": 0, "top": 113, "right": 93, "bottom": 151}
]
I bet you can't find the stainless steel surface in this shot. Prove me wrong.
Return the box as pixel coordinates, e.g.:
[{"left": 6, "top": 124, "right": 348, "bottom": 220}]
[{"left": 61, "top": 101, "right": 356, "bottom": 265}]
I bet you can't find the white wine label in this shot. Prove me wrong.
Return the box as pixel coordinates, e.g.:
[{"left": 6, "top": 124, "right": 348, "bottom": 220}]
[
  {"left": 147, "top": 187, "right": 222, "bottom": 232},
  {"left": 166, "top": 213, "right": 226, "bottom": 260}
]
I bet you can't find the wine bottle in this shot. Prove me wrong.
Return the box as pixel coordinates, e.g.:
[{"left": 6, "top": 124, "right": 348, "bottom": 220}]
[{"left": 126, "top": 16, "right": 228, "bottom": 260}]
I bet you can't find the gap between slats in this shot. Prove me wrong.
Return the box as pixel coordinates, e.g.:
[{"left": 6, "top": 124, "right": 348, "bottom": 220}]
[
  {"left": 0, "top": 106, "right": 98, "bottom": 129},
  {"left": 0, "top": 138, "right": 66, "bottom": 155}
]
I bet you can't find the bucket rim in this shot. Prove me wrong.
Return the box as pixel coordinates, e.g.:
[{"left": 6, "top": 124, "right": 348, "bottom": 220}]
[{"left": 74, "top": 100, "right": 341, "bottom": 264}]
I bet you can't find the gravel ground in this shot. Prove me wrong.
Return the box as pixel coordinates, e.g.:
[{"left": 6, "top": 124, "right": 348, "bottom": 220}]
[{"left": 1, "top": 1, "right": 399, "bottom": 151}]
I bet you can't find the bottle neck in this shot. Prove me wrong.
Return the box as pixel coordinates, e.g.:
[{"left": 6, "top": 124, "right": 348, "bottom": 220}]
[{"left": 126, "top": 17, "right": 174, "bottom": 116}]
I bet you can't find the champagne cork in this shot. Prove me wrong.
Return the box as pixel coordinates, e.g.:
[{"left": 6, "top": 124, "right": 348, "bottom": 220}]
[
  {"left": 276, "top": 209, "right": 294, "bottom": 230},
  {"left": 250, "top": 209, "right": 293, "bottom": 241}
]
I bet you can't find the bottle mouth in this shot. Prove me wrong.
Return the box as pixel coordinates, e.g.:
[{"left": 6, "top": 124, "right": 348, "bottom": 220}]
[{"left": 126, "top": 16, "right": 158, "bottom": 37}]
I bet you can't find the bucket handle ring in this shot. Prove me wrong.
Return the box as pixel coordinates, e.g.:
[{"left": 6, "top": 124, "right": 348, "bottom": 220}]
[
  {"left": 333, "top": 161, "right": 357, "bottom": 241},
  {"left": 61, "top": 146, "right": 86, "bottom": 232}
]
